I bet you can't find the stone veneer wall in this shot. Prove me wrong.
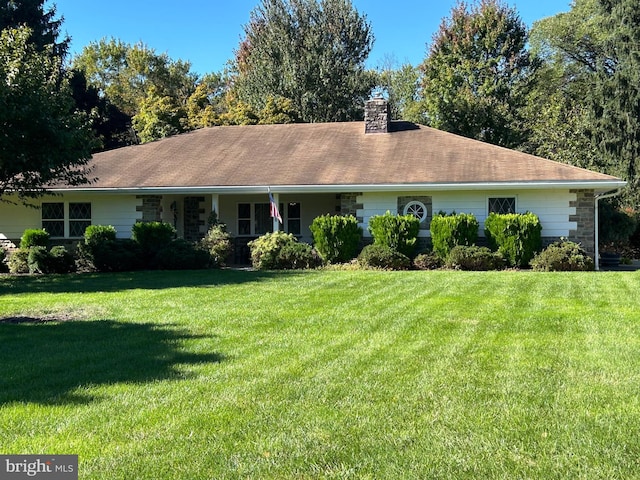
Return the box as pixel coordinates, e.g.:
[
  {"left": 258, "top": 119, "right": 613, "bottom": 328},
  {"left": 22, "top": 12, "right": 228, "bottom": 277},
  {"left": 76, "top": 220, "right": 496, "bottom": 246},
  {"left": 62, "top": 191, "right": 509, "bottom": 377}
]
[
  {"left": 568, "top": 189, "right": 595, "bottom": 256},
  {"left": 340, "top": 193, "right": 363, "bottom": 224},
  {"left": 136, "top": 195, "right": 162, "bottom": 222},
  {"left": 364, "top": 98, "right": 390, "bottom": 134},
  {"left": 184, "top": 196, "right": 205, "bottom": 241}
]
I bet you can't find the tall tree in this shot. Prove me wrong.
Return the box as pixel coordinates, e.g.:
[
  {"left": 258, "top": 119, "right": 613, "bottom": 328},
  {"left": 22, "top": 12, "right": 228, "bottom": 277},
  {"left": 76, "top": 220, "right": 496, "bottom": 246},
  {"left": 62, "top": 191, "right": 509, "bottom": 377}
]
[
  {"left": 73, "top": 38, "right": 198, "bottom": 142},
  {"left": 376, "top": 61, "right": 425, "bottom": 123},
  {"left": 0, "top": 27, "right": 95, "bottom": 203},
  {"left": 589, "top": 0, "right": 640, "bottom": 207},
  {"left": 0, "top": 0, "right": 68, "bottom": 57},
  {"left": 233, "top": 0, "right": 375, "bottom": 123},
  {"left": 420, "top": 0, "right": 536, "bottom": 148}
]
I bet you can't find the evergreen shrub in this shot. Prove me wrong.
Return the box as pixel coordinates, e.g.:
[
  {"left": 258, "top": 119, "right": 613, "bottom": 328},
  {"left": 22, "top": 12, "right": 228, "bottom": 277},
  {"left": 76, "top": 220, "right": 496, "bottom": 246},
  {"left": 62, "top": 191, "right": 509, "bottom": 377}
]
[
  {"left": 430, "top": 213, "right": 479, "bottom": 259},
  {"left": 413, "top": 251, "right": 444, "bottom": 270},
  {"left": 484, "top": 212, "right": 542, "bottom": 268},
  {"left": 132, "top": 221, "right": 176, "bottom": 265},
  {"left": 0, "top": 248, "right": 6, "bottom": 273},
  {"left": 445, "top": 245, "right": 504, "bottom": 271},
  {"left": 20, "top": 229, "right": 50, "bottom": 249},
  {"left": 155, "top": 239, "right": 211, "bottom": 270},
  {"left": 275, "top": 242, "right": 322, "bottom": 270},
  {"left": 368, "top": 211, "right": 420, "bottom": 257},
  {"left": 530, "top": 240, "right": 594, "bottom": 272},
  {"left": 199, "top": 224, "right": 233, "bottom": 267},
  {"left": 8, "top": 249, "right": 29, "bottom": 274},
  {"left": 249, "top": 231, "right": 311, "bottom": 270},
  {"left": 310, "top": 214, "right": 362, "bottom": 263},
  {"left": 357, "top": 244, "right": 410, "bottom": 270}
]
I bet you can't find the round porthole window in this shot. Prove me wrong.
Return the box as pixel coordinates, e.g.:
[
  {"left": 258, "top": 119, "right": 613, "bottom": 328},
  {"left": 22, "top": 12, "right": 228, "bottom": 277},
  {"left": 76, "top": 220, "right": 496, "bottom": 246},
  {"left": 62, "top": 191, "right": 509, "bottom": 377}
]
[{"left": 403, "top": 201, "right": 428, "bottom": 222}]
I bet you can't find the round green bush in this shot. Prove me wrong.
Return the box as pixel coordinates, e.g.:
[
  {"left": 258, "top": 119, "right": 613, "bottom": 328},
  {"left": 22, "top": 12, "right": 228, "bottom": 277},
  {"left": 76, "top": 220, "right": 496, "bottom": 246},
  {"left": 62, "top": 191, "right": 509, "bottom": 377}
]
[
  {"left": 357, "top": 244, "right": 410, "bottom": 270},
  {"left": 20, "top": 229, "right": 50, "bottom": 249},
  {"left": 8, "top": 249, "right": 29, "bottom": 274},
  {"left": 530, "top": 240, "right": 595, "bottom": 272},
  {"left": 155, "top": 239, "right": 211, "bottom": 270},
  {"left": 413, "top": 252, "right": 443, "bottom": 270},
  {"left": 84, "top": 225, "right": 117, "bottom": 248},
  {"left": 199, "top": 224, "right": 233, "bottom": 267},
  {"left": 310, "top": 214, "right": 362, "bottom": 263},
  {"left": 275, "top": 242, "right": 322, "bottom": 270},
  {"left": 445, "top": 245, "right": 505, "bottom": 271},
  {"left": 248, "top": 231, "right": 298, "bottom": 270}
]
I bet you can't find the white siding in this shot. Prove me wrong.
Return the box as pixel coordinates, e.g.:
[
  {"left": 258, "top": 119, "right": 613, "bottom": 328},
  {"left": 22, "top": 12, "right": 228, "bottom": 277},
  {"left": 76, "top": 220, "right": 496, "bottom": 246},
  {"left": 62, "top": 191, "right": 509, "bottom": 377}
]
[
  {"left": 358, "top": 190, "right": 577, "bottom": 238},
  {"left": 0, "top": 194, "right": 141, "bottom": 241}
]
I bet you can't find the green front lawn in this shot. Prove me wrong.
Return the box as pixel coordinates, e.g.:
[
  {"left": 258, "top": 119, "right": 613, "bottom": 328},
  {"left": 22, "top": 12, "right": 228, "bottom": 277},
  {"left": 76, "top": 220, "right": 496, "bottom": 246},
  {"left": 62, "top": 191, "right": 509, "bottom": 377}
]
[{"left": 1, "top": 270, "right": 639, "bottom": 479}]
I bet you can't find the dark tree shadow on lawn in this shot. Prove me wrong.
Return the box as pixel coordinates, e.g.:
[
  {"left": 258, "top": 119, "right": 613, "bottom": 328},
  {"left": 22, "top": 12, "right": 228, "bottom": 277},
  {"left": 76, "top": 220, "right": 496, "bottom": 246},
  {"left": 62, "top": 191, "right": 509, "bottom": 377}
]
[
  {"left": 0, "top": 317, "right": 224, "bottom": 405},
  {"left": 0, "top": 269, "right": 307, "bottom": 296}
]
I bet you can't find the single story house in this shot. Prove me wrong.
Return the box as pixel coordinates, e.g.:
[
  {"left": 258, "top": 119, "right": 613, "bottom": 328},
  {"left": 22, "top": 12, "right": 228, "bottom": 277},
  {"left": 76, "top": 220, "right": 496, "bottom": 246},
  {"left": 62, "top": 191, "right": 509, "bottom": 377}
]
[{"left": 0, "top": 98, "right": 626, "bottom": 264}]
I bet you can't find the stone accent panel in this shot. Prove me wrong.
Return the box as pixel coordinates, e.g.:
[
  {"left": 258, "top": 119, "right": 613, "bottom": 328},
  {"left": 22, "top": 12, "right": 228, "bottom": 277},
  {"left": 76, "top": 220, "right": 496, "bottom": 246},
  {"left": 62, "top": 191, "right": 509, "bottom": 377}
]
[
  {"left": 397, "top": 196, "right": 433, "bottom": 229},
  {"left": 184, "top": 196, "right": 205, "bottom": 242},
  {"left": 569, "top": 189, "right": 595, "bottom": 256},
  {"left": 339, "top": 193, "right": 363, "bottom": 224},
  {"left": 136, "top": 195, "right": 162, "bottom": 222}
]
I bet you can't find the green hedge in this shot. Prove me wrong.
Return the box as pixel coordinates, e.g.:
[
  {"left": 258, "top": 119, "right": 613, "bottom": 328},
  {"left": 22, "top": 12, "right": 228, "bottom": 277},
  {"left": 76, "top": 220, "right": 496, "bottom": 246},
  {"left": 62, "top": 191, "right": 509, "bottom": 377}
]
[
  {"left": 20, "top": 229, "right": 50, "bottom": 249},
  {"left": 368, "top": 211, "right": 420, "bottom": 257},
  {"left": 430, "top": 213, "right": 479, "bottom": 259},
  {"left": 310, "top": 214, "right": 362, "bottom": 263},
  {"left": 530, "top": 240, "right": 594, "bottom": 272},
  {"left": 357, "top": 244, "right": 411, "bottom": 270},
  {"left": 484, "top": 212, "right": 542, "bottom": 268}
]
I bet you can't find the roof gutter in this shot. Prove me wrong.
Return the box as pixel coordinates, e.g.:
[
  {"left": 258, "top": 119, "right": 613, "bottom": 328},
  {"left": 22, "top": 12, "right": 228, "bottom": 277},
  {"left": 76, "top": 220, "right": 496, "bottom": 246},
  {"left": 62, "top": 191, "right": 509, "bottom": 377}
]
[
  {"left": 594, "top": 188, "right": 624, "bottom": 271},
  {"left": 50, "top": 180, "right": 627, "bottom": 195}
]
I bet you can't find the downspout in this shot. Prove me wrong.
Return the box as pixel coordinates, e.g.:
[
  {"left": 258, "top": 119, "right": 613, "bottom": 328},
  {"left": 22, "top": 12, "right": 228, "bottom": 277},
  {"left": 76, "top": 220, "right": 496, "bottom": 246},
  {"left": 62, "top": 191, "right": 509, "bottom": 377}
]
[{"left": 594, "top": 188, "right": 623, "bottom": 271}]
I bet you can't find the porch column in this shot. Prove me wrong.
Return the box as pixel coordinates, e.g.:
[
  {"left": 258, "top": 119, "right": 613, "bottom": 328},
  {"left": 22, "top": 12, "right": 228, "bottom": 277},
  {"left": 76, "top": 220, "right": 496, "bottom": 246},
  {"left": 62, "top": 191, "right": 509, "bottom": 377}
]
[
  {"left": 272, "top": 192, "right": 281, "bottom": 232},
  {"left": 210, "top": 194, "right": 219, "bottom": 223}
]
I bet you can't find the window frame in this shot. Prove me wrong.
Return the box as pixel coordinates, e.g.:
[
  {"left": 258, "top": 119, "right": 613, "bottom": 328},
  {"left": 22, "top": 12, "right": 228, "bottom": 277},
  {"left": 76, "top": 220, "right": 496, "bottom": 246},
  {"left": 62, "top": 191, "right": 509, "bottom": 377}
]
[
  {"left": 487, "top": 196, "right": 517, "bottom": 215},
  {"left": 403, "top": 200, "right": 428, "bottom": 223},
  {"left": 236, "top": 201, "right": 299, "bottom": 236},
  {"left": 41, "top": 201, "right": 92, "bottom": 238}
]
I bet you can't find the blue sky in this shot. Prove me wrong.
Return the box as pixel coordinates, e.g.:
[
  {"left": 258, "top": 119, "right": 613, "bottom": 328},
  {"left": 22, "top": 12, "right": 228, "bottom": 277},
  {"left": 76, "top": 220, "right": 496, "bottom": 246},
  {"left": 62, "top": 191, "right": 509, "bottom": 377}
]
[{"left": 47, "top": 0, "right": 572, "bottom": 76}]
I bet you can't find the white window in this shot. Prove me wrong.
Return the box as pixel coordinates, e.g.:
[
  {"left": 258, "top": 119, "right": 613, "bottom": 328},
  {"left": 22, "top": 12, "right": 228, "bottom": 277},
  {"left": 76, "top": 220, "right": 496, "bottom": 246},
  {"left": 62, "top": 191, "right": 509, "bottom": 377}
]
[
  {"left": 488, "top": 197, "right": 516, "bottom": 215},
  {"left": 403, "top": 200, "right": 428, "bottom": 222}
]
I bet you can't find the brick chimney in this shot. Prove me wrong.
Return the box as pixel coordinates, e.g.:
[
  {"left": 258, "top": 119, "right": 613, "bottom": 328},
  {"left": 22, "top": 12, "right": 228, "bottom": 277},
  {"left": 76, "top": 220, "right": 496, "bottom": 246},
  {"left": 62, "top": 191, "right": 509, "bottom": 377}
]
[{"left": 364, "top": 96, "right": 390, "bottom": 134}]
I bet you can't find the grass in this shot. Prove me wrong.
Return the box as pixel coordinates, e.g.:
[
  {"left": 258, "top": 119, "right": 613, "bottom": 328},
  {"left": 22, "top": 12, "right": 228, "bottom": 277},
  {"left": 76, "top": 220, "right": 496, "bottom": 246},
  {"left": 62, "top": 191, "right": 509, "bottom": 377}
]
[{"left": 1, "top": 269, "right": 640, "bottom": 479}]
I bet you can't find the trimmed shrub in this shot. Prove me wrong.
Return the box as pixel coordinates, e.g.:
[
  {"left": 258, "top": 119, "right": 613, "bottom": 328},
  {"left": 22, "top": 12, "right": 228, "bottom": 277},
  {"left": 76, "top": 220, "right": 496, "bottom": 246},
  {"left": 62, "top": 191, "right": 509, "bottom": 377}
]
[
  {"left": 199, "top": 224, "right": 233, "bottom": 267},
  {"left": 484, "top": 212, "right": 542, "bottom": 268},
  {"left": 430, "top": 213, "right": 479, "bottom": 259},
  {"left": 357, "top": 244, "right": 411, "bottom": 270},
  {"left": 155, "top": 239, "right": 211, "bottom": 270},
  {"left": 530, "top": 240, "right": 595, "bottom": 272},
  {"left": 8, "top": 249, "right": 29, "bottom": 274},
  {"left": 248, "top": 231, "right": 299, "bottom": 270},
  {"left": 20, "top": 229, "right": 50, "bottom": 249},
  {"left": 275, "top": 242, "right": 322, "bottom": 270},
  {"left": 48, "top": 246, "right": 76, "bottom": 274},
  {"left": 28, "top": 246, "right": 76, "bottom": 274},
  {"left": 445, "top": 245, "right": 505, "bottom": 271},
  {"left": 84, "top": 225, "right": 117, "bottom": 248},
  {"left": 310, "top": 214, "right": 362, "bottom": 263},
  {"left": 413, "top": 251, "right": 444, "bottom": 270},
  {"left": 368, "top": 211, "right": 420, "bottom": 257},
  {"left": 132, "top": 221, "right": 176, "bottom": 265}
]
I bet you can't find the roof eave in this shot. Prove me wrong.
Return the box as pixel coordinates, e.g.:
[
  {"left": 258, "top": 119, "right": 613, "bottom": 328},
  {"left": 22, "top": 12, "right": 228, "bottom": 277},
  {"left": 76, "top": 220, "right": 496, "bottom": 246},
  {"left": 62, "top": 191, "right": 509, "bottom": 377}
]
[{"left": 50, "top": 180, "right": 627, "bottom": 195}]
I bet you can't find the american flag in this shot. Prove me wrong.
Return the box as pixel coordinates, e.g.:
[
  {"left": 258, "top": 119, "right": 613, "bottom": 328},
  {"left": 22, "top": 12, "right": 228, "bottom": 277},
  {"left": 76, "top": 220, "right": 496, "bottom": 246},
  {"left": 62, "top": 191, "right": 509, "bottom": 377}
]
[{"left": 269, "top": 192, "right": 283, "bottom": 224}]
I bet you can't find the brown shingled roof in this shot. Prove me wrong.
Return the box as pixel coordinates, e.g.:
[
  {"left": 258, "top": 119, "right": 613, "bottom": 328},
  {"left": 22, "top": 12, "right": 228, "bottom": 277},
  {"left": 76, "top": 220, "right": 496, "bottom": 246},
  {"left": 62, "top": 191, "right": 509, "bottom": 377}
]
[{"left": 64, "top": 121, "right": 622, "bottom": 191}]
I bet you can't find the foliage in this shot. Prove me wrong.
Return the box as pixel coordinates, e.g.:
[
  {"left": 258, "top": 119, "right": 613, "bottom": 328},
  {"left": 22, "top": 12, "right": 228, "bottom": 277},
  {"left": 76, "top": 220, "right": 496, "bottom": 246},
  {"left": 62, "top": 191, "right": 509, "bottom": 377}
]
[
  {"left": 275, "top": 242, "right": 322, "bottom": 270},
  {"left": 375, "top": 62, "right": 425, "bottom": 123},
  {"left": 131, "top": 221, "right": 176, "bottom": 264},
  {"left": 233, "top": 0, "right": 375, "bottom": 123},
  {"left": 588, "top": 0, "right": 640, "bottom": 206},
  {"left": 0, "top": 27, "right": 95, "bottom": 203},
  {"left": 199, "top": 224, "right": 233, "bottom": 267},
  {"left": 420, "top": 0, "right": 536, "bottom": 148},
  {"left": 445, "top": 245, "right": 505, "bottom": 271},
  {"left": 310, "top": 214, "right": 362, "bottom": 264},
  {"left": 430, "top": 213, "right": 479, "bottom": 259},
  {"left": 531, "top": 240, "right": 595, "bottom": 271},
  {"left": 484, "top": 212, "right": 542, "bottom": 267},
  {"left": 154, "top": 239, "right": 211, "bottom": 270},
  {"left": 0, "top": 247, "right": 5, "bottom": 273},
  {"left": 357, "top": 244, "right": 410, "bottom": 270},
  {"left": 27, "top": 245, "right": 75, "bottom": 274},
  {"left": 413, "top": 251, "right": 444, "bottom": 270},
  {"left": 84, "top": 225, "right": 117, "bottom": 248},
  {"left": 132, "top": 86, "right": 188, "bottom": 143},
  {"left": 248, "top": 231, "right": 300, "bottom": 270},
  {"left": 367, "top": 211, "right": 420, "bottom": 257},
  {"left": 0, "top": 0, "right": 68, "bottom": 58},
  {"left": 7, "top": 249, "right": 29, "bottom": 274},
  {"left": 19, "top": 229, "right": 49, "bottom": 249},
  {"left": 598, "top": 201, "right": 637, "bottom": 245}
]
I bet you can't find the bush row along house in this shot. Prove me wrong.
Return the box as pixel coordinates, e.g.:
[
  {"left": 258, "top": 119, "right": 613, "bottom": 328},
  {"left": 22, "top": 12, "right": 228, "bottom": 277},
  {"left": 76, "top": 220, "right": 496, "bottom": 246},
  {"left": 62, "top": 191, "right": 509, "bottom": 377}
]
[{"left": 0, "top": 98, "right": 625, "bottom": 263}]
